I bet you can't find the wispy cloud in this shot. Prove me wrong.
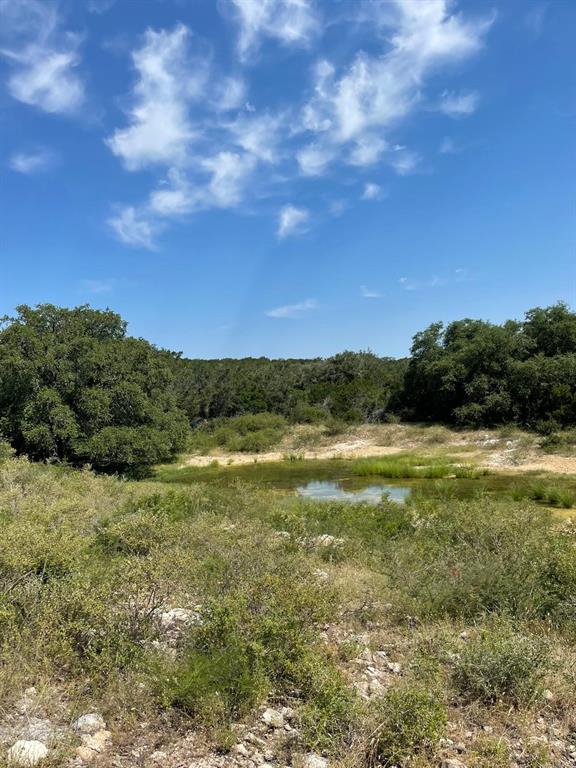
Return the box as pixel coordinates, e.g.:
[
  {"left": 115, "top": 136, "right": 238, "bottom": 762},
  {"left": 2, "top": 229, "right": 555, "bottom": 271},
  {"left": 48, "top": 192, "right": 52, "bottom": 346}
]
[
  {"left": 266, "top": 298, "right": 317, "bottom": 318},
  {"left": 79, "top": 278, "right": 115, "bottom": 294},
  {"left": 277, "top": 204, "right": 310, "bottom": 238},
  {"left": 228, "top": 0, "right": 320, "bottom": 61},
  {"left": 9, "top": 148, "right": 55, "bottom": 174},
  {"left": 524, "top": 3, "right": 548, "bottom": 39},
  {"left": 108, "top": 206, "right": 158, "bottom": 250},
  {"left": 87, "top": 0, "right": 116, "bottom": 14},
  {"left": 361, "top": 182, "right": 384, "bottom": 200},
  {"left": 438, "top": 136, "right": 460, "bottom": 155},
  {"left": 298, "top": 1, "right": 493, "bottom": 174},
  {"left": 399, "top": 269, "right": 470, "bottom": 291},
  {"left": 106, "top": 1, "right": 494, "bottom": 249},
  {"left": 360, "top": 285, "right": 381, "bottom": 298},
  {"left": 438, "top": 90, "right": 480, "bottom": 117},
  {"left": 0, "top": 0, "right": 84, "bottom": 114}
]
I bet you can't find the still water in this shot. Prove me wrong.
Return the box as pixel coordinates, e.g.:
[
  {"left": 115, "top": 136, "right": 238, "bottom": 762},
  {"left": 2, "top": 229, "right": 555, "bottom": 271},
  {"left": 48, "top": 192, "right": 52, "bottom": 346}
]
[{"left": 296, "top": 480, "right": 411, "bottom": 503}]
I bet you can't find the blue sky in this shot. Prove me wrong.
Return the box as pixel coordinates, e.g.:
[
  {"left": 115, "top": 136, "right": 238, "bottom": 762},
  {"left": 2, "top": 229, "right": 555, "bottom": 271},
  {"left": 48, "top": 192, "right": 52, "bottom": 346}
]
[{"left": 1, "top": 0, "right": 574, "bottom": 359}]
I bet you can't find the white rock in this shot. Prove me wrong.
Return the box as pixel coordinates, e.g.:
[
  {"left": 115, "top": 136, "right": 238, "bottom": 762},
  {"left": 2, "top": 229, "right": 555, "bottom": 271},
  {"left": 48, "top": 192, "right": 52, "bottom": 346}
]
[
  {"left": 302, "top": 755, "right": 329, "bottom": 768},
  {"left": 149, "top": 751, "right": 168, "bottom": 764},
  {"left": 7, "top": 741, "right": 48, "bottom": 766},
  {"left": 262, "top": 708, "right": 284, "bottom": 728},
  {"left": 441, "top": 760, "right": 467, "bottom": 768},
  {"left": 387, "top": 662, "right": 402, "bottom": 674},
  {"left": 72, "top": 713, "right": 106, "bottom": 735}
]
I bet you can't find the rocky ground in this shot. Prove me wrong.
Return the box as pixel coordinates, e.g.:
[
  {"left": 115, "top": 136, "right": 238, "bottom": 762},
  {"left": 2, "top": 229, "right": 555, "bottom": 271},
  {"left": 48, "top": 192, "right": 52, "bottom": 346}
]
[{"left": 3, "top": 606, "right": 575, "bottom": 768}]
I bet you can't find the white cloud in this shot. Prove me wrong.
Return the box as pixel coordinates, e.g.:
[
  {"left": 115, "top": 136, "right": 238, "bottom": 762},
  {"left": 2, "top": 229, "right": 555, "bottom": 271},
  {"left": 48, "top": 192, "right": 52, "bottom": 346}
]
[
  {"left": 300, "top": 0, "right": 492, "bottom": 168},
  {"left": 277, "top": 204, "right": 310, "bottom": 238},
  {"left": 229, "top": 112, "right": 284, "bottom": 163},
  {"left": 105, "top": 25, "right": 205, "bottom": 170},
  {"left": 149, "top": 168, "right": 199, "bottom": 217},
  {"left": 213, "top": 76, "right": 246, "bottom": 111},
  {"left": 201, "top": 151, "right": 257, "bottom": 208},
  {"left": 399, "top": 269, "right": 469, "bottom": 291},
  {"left": 79, "top": 278, "right": 115, "bottom": 294},
  {"left": 438, "top": 89, "right": 480, "bottom": 116},
  {"left": 266, "top": 298, "right": 317, "bottom": 318},
  {"left": 105, "top": 2, "right": 493, "bottom": 248},
  {"left": 348, "top": 136, "right": 388, "bottom": 167},
  {"left": 361, "top": 285, "right": 381, "bottom": 298},
  {"left": 229, "top": 0, "right": 320, "bottom": 61},
  {"left": 0, "top": 0, "right": 84, "bottom": 114},
  {"left": 297, "top": 142, "right": 334, "bottom": 176},
  {"left": 108, "top": 206, "right": 158, "bottom": 249},
  {"left": 87, "top": 0, "right": 116, "bottom": 14},
  {"left": 389, "top": 148, "right": 420, "bottom": 175},
  {"left": 361, "top": 182, "right": 383, "bottom": 200},
  {"left": 9, "top": 148, "right": 54, "bottom": 174}
]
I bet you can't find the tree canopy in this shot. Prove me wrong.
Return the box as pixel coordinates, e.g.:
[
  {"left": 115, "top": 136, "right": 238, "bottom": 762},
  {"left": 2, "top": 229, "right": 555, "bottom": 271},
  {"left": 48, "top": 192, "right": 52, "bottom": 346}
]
[
  {"left": 402, "top": 302, "right": 576, "bottom": 429},
  {"left": 0, "top": 304, "right": 188, "bottom": 474},
  {"left": 0, "top": 302, "right": 574, "bottom": 474}
]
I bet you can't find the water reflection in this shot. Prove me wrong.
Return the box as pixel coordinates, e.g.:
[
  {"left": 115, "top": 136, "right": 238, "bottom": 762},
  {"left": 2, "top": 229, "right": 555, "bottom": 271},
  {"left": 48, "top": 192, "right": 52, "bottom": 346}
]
[{"left": 296, "top": 480, "right": 410, "bottom": 504}]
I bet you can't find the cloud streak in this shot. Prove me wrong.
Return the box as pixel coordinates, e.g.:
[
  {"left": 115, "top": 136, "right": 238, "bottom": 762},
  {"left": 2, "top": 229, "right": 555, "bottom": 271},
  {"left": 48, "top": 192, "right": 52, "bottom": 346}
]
[
  {"left": 9, "top": 148, "right": 55, "bottom": 174},
  {"left": 266, "top": 298, "right": 317, "bottom": 318}
]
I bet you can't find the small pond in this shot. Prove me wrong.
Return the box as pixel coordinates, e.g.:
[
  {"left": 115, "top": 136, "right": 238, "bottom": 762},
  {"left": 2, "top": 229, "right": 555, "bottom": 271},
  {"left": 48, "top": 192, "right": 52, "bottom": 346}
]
[
  {"left": 157, "top": 457, "right": 513, "bottom": 503},
  {"left": 296, "top": 480, "right": 411, "bottom": 504}
]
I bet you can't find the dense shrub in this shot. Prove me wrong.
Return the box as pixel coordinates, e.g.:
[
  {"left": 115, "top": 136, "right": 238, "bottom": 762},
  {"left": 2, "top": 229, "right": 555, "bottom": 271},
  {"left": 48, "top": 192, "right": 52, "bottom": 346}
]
[
  {"left": 368, "top": 685, "right": 447, "bottom": 766},
  {"left": 386, "top": 497, "right": 576, "bottom": 625},
  {"left": 453, "top": 622, "right": 551, "bottom": 705}
]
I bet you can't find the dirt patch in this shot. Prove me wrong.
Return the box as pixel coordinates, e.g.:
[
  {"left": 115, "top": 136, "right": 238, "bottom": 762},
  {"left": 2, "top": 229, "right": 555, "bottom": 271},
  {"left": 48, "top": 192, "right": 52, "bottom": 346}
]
[
  {"left": 182, "top": 441, "right": 404, "bottom": 468},
  {"left": 182, "top": 424, "right": 576, "bottom": 476}
]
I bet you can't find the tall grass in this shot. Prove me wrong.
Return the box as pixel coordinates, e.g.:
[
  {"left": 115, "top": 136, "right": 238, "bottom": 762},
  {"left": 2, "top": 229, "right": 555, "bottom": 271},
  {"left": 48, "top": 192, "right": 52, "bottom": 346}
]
[{"left": 352, "top": 453, "right": 488, "bottom": 479}]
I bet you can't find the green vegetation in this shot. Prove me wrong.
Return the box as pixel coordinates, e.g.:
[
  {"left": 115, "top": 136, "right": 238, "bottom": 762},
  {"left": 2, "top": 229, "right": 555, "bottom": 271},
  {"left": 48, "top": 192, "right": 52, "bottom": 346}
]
[
  {"left": 187, "top": 412, "right": 288, "bottom": 453},
  {"left": 402, "top": 302, "right": 576, "bottom": 428},
  {"left": 368, "top": 685, "right": 447, "bottom": 766},
  {"left": 0, "top": 305, "right": 188, "bottom": 475},
  {"left": 511, "top": 481, "right": 576, "bottom": 509},
  {"left": 352, "top": 453, "right": 488, "bottom": 479},
  {"left": 452, "top": 621, "right": 550, "bottom": 706},
  {"left": 1, "top": 303, "right": 575, "bottom": 478},
  {"left": 0, "top": 454, "right": 574, "bottom": 765}
]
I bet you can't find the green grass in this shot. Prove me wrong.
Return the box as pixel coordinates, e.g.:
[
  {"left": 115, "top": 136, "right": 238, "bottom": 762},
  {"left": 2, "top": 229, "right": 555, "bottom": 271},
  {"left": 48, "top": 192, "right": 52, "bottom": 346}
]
[
  {"left": 352, "top": 452, "right": 488, "bottom": 479},
  {"left": 511, "top": 480, "right": 576, "bottom": 509},
  {"left": 0, "top": 454, "right": 574, "bottom": 764}
]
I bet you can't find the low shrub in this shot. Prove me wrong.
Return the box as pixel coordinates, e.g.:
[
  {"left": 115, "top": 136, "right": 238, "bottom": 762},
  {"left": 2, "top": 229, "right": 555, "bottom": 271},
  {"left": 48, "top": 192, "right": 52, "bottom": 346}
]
[
  {"left": 386, "top": 496, "right": 576, "bottom": 626},
  {"left": 368, "top": 684, "right": 446, "bottom": 766},
  {"left": 452, "top": 622, "right": 551, "bottom": 706}
]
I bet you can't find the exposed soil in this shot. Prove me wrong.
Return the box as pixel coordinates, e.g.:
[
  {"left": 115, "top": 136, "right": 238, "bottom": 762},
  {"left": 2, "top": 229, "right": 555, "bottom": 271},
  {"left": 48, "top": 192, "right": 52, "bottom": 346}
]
[{"left": 182, "top": 425, "right": 576, "bottom": 476}]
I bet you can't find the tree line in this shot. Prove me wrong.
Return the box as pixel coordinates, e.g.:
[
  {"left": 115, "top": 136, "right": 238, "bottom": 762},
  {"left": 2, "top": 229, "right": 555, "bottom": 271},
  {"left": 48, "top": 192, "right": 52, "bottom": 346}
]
[{"left": 0, "top": 302, "right": 574, "bottom": 474}]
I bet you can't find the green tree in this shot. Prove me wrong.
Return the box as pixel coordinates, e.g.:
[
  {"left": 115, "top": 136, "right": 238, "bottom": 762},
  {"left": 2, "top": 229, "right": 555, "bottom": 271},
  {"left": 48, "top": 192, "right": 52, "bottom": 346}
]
[{"left": 0, "top": 305, "right": 188, "bottom": 474}]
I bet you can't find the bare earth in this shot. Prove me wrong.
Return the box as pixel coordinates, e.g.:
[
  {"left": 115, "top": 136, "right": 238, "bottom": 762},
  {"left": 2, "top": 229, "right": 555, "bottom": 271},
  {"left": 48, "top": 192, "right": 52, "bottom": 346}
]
[{"left": 182, "top": 424, "right": 576, "bottom": 475}]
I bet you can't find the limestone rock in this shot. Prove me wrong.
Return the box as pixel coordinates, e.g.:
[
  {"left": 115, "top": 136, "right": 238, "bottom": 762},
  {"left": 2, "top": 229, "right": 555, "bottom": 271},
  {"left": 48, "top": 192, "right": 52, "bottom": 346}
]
[
  {"left": 72, "top": 713, "right": 106, "bottom": 735},
  {"left": 302, "top": 755, "right": 328, "bottom": 768},
  {"left": 7, "top": 740, "right": 48, "bottom": 766},
  {"left": 262, "top": 708, "right": 284, "bottom": 728}
]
